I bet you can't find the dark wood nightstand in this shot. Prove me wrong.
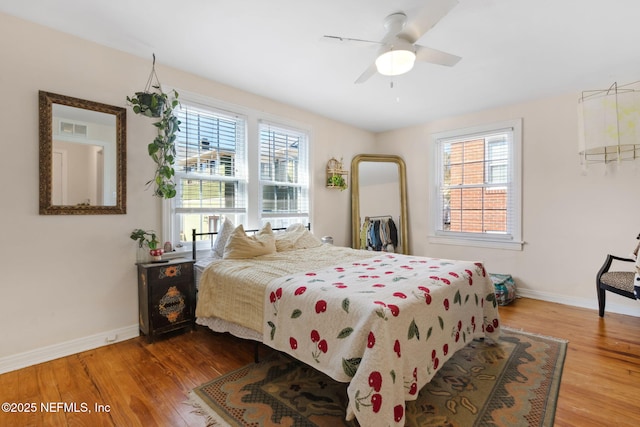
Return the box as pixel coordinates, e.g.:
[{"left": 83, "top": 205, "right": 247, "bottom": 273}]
[{"left": 137, "top": 258, "right": 196, "bottom": 342}]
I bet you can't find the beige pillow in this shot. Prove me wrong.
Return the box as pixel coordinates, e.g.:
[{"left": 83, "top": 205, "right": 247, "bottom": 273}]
[
  {"left": 223, "top": 223, "right": 276, "bottom": 259},
  {"left": 275, "top": 223, "right": 322, "bottom": 252}
]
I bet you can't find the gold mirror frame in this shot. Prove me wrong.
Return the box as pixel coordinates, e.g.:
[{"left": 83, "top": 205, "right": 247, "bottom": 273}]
[
  {"left": 39, "top": 91, "right": 126, "bottom": 215},
  {"left": 351, "top": 154, "right": 408, "bottom": 254}
]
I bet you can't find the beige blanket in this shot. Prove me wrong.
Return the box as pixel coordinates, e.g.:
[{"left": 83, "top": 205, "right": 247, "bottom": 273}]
[{"left": 195, "top": 244, "right": 376, "bottom": 332}]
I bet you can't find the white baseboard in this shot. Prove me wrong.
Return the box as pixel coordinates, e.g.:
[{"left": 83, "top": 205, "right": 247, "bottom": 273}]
[
  {"left": 0, "top": 324, "right": 139, "bottom": 375},
  {"left": 517, "top": 288, "right": 639, "bottom": 317}
]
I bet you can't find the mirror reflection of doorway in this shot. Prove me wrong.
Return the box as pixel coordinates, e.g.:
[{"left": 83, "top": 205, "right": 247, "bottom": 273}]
[
  {"left": 95, "top": 147, "right": 104, "bottom": 205},
  {"left": 52, "top": 140, "right": 105, "bottom": 205},
  {"left": 51, "top": 102, "right": 116, "bottom": 207},
  {"left": 52, "top": 149, "right": 68, "bottom": 205}
]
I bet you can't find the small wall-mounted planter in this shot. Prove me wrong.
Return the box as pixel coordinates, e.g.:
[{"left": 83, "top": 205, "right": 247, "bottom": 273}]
[{"left": 327, "top": 157, "right": 348, "bottom": 190}]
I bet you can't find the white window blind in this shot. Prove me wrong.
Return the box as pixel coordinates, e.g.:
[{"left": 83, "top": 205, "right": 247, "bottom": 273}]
[
  {"left": 430, "top": 119, "right": 522, "bottom": 250},
  {"left": 171, "top": 103, "right": 248, "bottom": 242},
  {"left": 258, "top": 121, "right": 309, "bottom": 228}
]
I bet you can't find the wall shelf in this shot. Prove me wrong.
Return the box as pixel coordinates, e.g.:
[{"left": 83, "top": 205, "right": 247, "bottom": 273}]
[{"left": 326, "top": 157, "right": 348, "bottom": 190}]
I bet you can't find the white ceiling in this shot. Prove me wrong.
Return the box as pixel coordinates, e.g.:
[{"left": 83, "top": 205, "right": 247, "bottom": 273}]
[{"left": 3, "top": 0, "right": 640, "bottom": 132}]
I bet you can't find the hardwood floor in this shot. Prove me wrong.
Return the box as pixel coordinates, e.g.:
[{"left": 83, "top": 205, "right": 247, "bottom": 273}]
[{"left": 1, "top": 297, "right": 639, "bottom": 426}]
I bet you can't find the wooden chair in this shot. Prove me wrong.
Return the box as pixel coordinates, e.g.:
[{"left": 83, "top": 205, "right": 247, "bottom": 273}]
[{"left": 596, "top": 254, "right": 637, "bottom": 317}]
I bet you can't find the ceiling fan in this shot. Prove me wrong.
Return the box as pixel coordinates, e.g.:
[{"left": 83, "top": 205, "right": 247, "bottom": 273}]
[{"left": 323, "top": 0, "right": 462, "bottom": 83}]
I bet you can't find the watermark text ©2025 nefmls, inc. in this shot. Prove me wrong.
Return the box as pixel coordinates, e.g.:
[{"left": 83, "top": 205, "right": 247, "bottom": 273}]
[{"left": 2, "top": 401, "right": 111, "bottom": 413}]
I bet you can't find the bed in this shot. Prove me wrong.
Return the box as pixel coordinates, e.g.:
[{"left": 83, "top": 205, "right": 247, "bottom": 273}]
[{"left": 193, "top": 221, "right": 501, "bottom": 426}]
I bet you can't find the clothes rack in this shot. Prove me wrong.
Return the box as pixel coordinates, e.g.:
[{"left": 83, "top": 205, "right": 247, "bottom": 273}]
[{"left": 360, "top": 215, "right": 399, "bottom": 252}]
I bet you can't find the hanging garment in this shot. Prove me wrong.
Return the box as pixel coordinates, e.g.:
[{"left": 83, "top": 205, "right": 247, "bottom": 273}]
[
  {"left": 360, "top": 218, "right": 370, "bottom": 249},
  {"left": 388, "top": 217, "right": 398, "bottom": 249},
  {"left": 379, "top": 219, "right": 389, "bottom": 249},
  {"left": 370, "top": 220, "right": 382, "bottom": 251}
]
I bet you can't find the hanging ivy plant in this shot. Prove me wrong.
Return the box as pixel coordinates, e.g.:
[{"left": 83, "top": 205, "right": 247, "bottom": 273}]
[{"left": 126, "top": 54, "right": 181, "bottom": 199}]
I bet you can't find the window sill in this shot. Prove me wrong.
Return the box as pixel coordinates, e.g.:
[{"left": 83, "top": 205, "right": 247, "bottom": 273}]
[
  {"left": 428, "top": 235, "right": 523, "bottom": 251},
  {"left": 162, "top": 247, "right": 193, "bottom": 260}
]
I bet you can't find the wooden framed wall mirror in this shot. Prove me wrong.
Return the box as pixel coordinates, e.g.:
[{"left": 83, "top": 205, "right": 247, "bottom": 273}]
[
  {"left": 351, "top": 154, "right": 408, "bottom": 254},
  {"left": 39, "top": 91, "right": 126, "bottom": 214}
]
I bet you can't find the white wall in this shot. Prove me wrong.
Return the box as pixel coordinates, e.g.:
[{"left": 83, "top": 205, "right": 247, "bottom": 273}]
[
  {"left": 376, "top": 93, "right": 640, "bottom": 316},
  {"left": 0, "top": 13, "right": 373, "bottom": 371}
]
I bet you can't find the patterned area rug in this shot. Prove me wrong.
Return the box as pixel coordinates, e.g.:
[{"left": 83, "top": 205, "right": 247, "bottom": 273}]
[{"left": 189, "top": 328, "right": 567, "bottom": 426}]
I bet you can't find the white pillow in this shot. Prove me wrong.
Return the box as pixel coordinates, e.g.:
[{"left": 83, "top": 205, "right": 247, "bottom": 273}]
[
  {"left": 286, "top": 223, "right": 307, "bottom": 232},
  {"left": 223, "top": 223, "right": 276, "bottom": 259},
  {"left": 275, "top": 223, "right": 322, "bottom": 252},
  {"left": 213, "top": 217, "right": 235, "bottom": 258}
]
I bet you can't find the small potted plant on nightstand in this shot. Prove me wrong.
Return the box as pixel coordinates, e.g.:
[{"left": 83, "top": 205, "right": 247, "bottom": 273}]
[{"left": 130, "top": 229, "right": 163, "bottom": 262}]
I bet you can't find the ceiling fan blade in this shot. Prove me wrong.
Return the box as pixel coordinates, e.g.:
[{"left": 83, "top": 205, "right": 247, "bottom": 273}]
[
  {"left": 354, "top": 62, "right": 378, "bottom": 84},
  {"left": 415, "top": 45, "right": 461, "bottom": 67},
  {"left": 401, "top": 0, "right": 459, "bottom": 43},
  {"left": 322, "top": 35, "right": 381, "bottom": 46}
]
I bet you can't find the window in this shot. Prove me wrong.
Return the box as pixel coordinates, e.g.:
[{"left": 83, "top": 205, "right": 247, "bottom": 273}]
[
  {"left": 169, "top": 102, "right": 248, "bottom": 245},
  {"left": 429, "top": 119, "right": 522, "bottom": 250},
  {"left": 259, "top": 122, "right": 309, "bottom": 229},
  {"left": 485, "top": 136, "right": 508, "bottom": 185},
  {"left": 163, "top": 93, "right": 310, "bottom": 249}
]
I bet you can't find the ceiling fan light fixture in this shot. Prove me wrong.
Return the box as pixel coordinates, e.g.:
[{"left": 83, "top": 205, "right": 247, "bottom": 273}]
[{"left": 375, "top": 47, "right": 416, "bottom": 76}]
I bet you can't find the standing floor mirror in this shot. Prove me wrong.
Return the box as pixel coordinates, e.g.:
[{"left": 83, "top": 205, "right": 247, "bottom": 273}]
[{"left": 351, "top": 154, "right": 408, "bottom": 254}]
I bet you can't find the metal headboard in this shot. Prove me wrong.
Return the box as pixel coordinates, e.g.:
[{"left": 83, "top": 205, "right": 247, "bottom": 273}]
[{"left": 191, "top": 223, "right": 311, "bottom": 260}]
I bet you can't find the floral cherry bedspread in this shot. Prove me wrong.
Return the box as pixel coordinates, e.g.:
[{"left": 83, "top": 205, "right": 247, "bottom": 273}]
[{"left": 263, "top": 253, "right": 500, "bottom": 426}]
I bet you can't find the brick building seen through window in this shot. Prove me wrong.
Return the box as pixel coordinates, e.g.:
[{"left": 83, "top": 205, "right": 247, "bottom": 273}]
[{"left": 444, "top": 136, "right": 508, "bottom": 234}]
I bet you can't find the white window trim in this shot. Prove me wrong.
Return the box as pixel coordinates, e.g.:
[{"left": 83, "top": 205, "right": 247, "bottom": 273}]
[{"left": 428, "top": 118, "right": 523, "bottom": 251}]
